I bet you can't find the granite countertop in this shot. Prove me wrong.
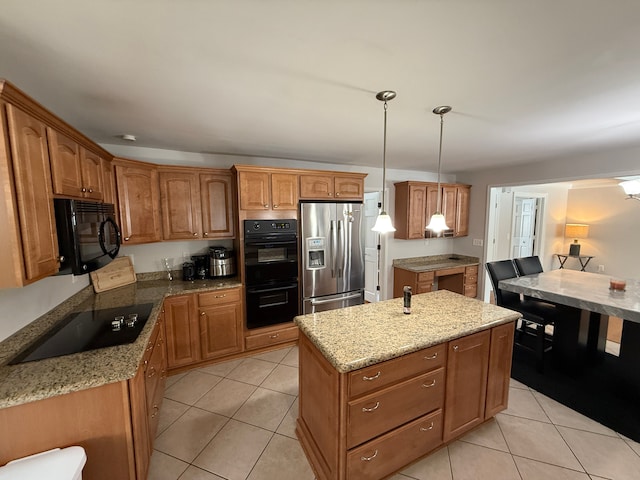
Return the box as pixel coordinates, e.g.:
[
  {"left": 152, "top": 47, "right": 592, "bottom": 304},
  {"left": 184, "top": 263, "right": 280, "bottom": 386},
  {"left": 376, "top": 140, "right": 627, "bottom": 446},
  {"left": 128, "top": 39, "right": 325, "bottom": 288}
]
[
  {"left": 0, "top": 274, "right": 241, "bottom": 409},
  {"left": 294, "top": 289, "right": 520, "bottom": 373},
  {"left": 393, "top": 254, "right": 480, "bottom": 273}
]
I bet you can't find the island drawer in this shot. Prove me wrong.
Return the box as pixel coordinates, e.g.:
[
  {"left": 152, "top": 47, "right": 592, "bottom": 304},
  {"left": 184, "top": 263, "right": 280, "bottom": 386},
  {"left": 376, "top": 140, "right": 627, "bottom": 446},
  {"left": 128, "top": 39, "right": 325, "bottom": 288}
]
[
  {"left": 347, "top": 409, "right": 443, "bottom": 480},
  {"left": 198, "top": 288, "right": 241, "bottom": 307},
  {"left": 347, "top": 367, "right": 445, "bottom": 448},
  {"left": 348, "top": 343, "right": 446, "bottom": 399}
]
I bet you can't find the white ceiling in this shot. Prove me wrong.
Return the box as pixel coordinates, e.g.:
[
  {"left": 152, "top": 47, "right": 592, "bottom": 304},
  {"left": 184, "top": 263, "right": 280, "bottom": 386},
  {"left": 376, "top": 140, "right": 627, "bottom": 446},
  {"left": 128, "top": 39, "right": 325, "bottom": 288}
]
[{"left": 2, "top": 1, "right": 640, "bottom": 174}]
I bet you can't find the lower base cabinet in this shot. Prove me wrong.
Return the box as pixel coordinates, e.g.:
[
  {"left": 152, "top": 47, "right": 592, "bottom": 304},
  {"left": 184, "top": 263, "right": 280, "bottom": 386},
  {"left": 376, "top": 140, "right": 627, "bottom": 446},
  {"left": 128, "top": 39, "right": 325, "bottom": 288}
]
[
  {"left": 0, "top": 317, "right": 167, "bottom": 480},
  {"left": 296, "top": 321, "right": 514, "bottom": 480}
]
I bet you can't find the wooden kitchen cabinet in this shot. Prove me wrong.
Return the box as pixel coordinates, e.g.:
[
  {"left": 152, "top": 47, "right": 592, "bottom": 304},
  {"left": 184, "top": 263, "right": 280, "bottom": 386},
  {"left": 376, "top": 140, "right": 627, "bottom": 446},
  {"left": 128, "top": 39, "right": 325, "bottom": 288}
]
[
  {"left": 114, "top": 159, "right": 162, "bottom": 245},
  {"left": 299, "top": 173, "right": 365, "bottom": 200},
  {"left": 245, "top": 323, "right": 299, "bottom": 351},
  {"left": 200, "top": 171, "right": 234, "bottom": 238},
  {"left": 47, "top": 128, "right": 104, "bottom": 200},
  {"left": 0, "top": 103, "right": 60, "bottom": 286},
  {"left": 163, "top": 294, "right": 200, "bottom": 368},
  {"left": 236, "top": 168, "right": 298, "bottom": 211},
  {"left": 198, "top": 288, "right": 243, "bottom": 360},
  {"left": 443, "top": 329, "right": 490, "bottom": 442},
  {"left": 101, "top": 157, "right": 117, "bottom": 206},
  {"left": 464, "top": 265, "right": 479, "bottom": 298},
  {"left": 164, "top": 287, "right": 244, "bottom": 370},
  {"left": 394, "top": 181, "right": 471, "bottom": 239},
  {"left": 485, "top": 321, "right": 514, "bottom": 418},
  {"left": 392, "top": 268, "right": 434, "bottom": 298}
]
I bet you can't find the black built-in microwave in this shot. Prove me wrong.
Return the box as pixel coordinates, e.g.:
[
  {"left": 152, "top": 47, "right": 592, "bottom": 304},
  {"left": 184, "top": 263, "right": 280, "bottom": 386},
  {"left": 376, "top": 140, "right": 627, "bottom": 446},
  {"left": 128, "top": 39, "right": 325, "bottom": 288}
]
[{"left": 54, "top": 199, "right": 121, "bottom": 275}]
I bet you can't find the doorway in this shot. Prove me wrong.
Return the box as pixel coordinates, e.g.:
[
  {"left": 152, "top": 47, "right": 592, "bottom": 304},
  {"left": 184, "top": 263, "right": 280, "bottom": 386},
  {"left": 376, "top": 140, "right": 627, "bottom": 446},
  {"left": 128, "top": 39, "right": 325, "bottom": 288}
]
[{"left": 363, "top": 191, "right": 381, "bottom": 303}]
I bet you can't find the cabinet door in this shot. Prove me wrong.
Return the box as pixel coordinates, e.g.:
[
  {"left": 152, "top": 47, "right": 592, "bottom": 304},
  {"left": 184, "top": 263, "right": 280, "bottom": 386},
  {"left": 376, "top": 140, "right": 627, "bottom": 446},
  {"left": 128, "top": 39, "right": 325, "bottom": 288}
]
[
  {"left": 485, "top": 322, "right": 515, "bottom": 418},
  {"left": 115, "top": 163, "right": 162, "bottom": 244},
  {"left": 455, "top": 185, "right": 470, "bottom": 237},
  {"left": 6, "top": 105, "right": 60, "bottom": 282},
  {"left": 334, "top": 176, "right": 364, "bottom": 200},
  {"left": 200, "top": 172, "right": 234, "bottom": 238},
  {"left": 426, "top": 184, "right": 439, "bottom": 218},
  {"left": 238, "top": 171, "right": 270, "bottom": 210},
  {"left": 441, "top": 186, "right": 457, "bottom": 233},
  {"left": 271, "top": 173, "right": 298, "bottom": 209},
  {"left": 79, "top": 147, "right": 104, "bottom": 200},
  {"left": 163, "top": 295, "right": 200, "bottom": 368},
  {"left": 47, "top": 128, "right": 83, "bottom": 197},
  {"left": 407, "top": 184, "right": 427, "bottom": 239},
  {"left": 299, "top": 174, "right": 333, "bottom": 199},
  {"left": 199, "top": 302, "right": 243, "bottom": 360},
  {"left": 443, "top": 329, "right": 490, "bottom": 442},
  {"left": 129, "top": 362, "right": 151, "bottom": 480},
  {"left": 101, "top": 158, "right": 117, "bottom": 206},
  {"left": 159, "top": 171, "right": 202, "bottom": 240}
]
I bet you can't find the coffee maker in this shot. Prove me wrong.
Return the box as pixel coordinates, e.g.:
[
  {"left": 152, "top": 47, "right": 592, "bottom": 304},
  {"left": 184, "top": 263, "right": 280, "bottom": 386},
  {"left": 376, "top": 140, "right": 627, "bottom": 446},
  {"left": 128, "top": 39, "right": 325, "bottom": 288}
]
[
  {"left": 191, "top": 255, "right": 210, "bottom": 280},
  {"left": 209, "top": 246, "right": 236, "bottom": 278}
]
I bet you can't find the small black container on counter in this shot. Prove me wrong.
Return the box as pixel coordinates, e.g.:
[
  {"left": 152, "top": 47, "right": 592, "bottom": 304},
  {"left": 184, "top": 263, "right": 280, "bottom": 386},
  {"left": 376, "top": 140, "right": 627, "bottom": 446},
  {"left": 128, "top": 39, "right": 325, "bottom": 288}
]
[
  {"left": 403, "top": 286, "right": 412, "bottom": 314},
  {"left": 182, "top": 261, "right": 195, "bottom": 281}
]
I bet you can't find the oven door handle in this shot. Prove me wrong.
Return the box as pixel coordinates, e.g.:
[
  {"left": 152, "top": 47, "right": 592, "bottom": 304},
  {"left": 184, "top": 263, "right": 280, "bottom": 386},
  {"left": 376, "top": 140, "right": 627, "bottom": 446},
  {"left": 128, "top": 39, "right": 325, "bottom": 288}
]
[
  {"left": 310, "top": 292, "right": 363, "bottom": 305},
  {"left": 246, "top": 283, "right": 298, "bottom": 294},
  {"left": 244, "top": 238, "right": 297, "bottom": 246}
]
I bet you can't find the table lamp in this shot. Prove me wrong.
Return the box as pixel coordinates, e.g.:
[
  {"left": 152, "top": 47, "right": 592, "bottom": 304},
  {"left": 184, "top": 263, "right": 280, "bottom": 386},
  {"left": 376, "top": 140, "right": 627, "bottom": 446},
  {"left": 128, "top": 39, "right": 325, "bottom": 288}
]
[{"left": 565, "top": 223, "right": 589, "bottom": 255}]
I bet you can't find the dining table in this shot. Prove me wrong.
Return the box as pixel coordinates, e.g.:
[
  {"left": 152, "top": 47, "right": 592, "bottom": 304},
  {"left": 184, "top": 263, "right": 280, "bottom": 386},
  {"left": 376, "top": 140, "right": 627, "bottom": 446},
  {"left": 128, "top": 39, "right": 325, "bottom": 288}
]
[{"left": 499, "top": 269, "right": 640, "bottom": 385}]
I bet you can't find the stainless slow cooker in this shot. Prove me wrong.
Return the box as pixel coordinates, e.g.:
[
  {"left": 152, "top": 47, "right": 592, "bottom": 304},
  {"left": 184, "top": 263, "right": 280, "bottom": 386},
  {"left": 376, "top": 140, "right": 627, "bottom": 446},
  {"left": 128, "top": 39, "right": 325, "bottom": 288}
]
[{"left": 209, "top": 246, "right": 236, "bottom": 278}]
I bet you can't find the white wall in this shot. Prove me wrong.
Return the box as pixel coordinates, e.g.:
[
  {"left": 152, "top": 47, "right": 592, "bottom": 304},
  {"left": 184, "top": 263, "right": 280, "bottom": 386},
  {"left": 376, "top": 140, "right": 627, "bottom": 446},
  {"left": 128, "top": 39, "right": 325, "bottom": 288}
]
[
  {"left": 455, "top": 144, "right": 640, "bottom": 297},
  {"left": 565, "top": 184, "right": 639, "bottom": 279}
]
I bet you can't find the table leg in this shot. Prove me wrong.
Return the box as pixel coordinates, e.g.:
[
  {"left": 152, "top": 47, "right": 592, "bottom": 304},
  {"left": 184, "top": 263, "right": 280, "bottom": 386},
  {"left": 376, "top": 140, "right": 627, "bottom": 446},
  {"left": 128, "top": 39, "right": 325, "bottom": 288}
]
[
  {"left": 551, "top": 306, "right": 585, "bottom": 372},
  {"left": 579, "top": 257, "right": 592, "bottom": 272}
]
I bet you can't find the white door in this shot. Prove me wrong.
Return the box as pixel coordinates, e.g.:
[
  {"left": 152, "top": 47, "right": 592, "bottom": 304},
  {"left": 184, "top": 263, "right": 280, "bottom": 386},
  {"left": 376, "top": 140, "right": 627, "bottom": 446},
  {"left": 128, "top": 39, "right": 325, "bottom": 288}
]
[
  {"left": 510, "top": 198, "right": 537, "bottom": 257},
  {"left": 363, "top": 192, "right": 380, "bottom": 303}
]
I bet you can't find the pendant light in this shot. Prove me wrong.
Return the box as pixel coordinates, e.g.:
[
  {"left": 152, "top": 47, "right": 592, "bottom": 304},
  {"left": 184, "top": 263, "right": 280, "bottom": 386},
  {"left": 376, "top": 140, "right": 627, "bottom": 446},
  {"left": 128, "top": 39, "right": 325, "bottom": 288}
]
[
  {"left": 426, "top": 105, "right": 452, "bottom": 234},
  {"left": 371, "top": 90, "right": 397, "bottom": 233}
]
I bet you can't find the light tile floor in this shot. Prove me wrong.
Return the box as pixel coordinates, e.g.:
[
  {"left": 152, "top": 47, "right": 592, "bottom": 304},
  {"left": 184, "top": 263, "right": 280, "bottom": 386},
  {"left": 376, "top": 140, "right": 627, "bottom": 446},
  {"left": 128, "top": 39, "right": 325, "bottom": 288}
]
[{"left": 149, "top": 345, "right": 640, "bottom": 480}]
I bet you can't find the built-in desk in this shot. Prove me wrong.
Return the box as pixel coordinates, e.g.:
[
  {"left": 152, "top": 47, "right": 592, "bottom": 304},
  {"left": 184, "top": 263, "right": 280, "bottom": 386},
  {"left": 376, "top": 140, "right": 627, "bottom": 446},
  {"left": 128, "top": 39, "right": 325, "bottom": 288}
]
[{"left": 392, "top": 255, "right": 479, "bottom": 298}]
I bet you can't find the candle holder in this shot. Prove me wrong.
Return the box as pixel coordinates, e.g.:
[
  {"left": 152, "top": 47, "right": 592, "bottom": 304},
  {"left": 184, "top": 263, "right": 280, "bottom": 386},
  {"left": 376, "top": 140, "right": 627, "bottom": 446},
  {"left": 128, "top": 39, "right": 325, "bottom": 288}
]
[{"left": 609, "top": 278, "right": 626, "bottom": 291}]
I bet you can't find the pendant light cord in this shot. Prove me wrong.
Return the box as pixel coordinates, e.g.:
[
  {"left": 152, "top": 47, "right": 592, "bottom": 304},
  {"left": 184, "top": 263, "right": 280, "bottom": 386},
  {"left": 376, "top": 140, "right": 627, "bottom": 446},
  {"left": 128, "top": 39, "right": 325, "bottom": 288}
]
[
  {"left": 436, "top": 112, "right": 444, "bottom": 214},
  {"left": 381, "top": 100, "right": 388, "bottom": 212}
]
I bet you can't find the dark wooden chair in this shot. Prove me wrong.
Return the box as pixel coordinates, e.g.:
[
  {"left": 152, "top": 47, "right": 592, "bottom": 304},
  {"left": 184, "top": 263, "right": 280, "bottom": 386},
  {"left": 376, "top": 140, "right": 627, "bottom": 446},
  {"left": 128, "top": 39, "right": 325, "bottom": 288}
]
[
  {"left": 485, "top": 259, "right": 557, "bottom": 372},
  {"left": 513, "top": 256, "right": 543, "bottom": 276}
]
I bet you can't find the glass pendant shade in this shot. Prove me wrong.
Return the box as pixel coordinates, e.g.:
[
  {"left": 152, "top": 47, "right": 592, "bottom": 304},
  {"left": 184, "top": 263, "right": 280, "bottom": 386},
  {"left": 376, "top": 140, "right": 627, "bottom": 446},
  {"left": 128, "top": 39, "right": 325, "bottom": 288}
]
[
  {"left": 426, "top": 212, "right": 449, "bottom": 233},
  {"left": 372, "top": 212, "right": 396, "bottom": 233},
  {"left": 620, "top": 180, "right": 640, "bottom": 196}
]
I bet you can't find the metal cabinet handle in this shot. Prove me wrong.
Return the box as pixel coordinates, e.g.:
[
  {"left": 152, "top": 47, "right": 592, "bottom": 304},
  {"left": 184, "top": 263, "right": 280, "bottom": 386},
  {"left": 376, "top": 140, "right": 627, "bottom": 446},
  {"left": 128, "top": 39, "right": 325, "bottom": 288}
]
[
  {"left": 215, "top": 294, "right": 227, "bottom": 298},
  {"left": 361, "top": 450, "right": 378, "bottom": 462},
  {"left": 203, "top": 232, "right": 208, "bottom": 237},
  {"left": 200, "top": 311, "right": 206, "bottom": 316},
  {"left": 361, "top": 401, "right": 380, "bottom": 413},
  {"left": 264, "top": 203, "right": 269, "bottom": 208},
  {"left": 269, "top": 333, "right": 279, "bottom": 339},
  {"left": 193, "top": 232, "right": 198, "bottom": 236},
  {"left": 335, "top": 192, "right": 340, "bottom": 196},
  {"left": 424, "top": 352, "right": 438, "bottom": 360},
  {"left": 453, "top": 345, "right": 459, "bottom": 351},
  {"left": 327, "top": 192, "right": 333, "bottom": 196},
  {"left": 147, "top": 366, "right": 156, "bottom": 378},
  {"left": 124, "top": 236, "right": 131, "bottom": 241},
  {"left": 88, "top": 188, "right": 93, "bottom": 193},
  {"left": 81, "top": 187, "right": 87, "bottom": 192},
  {"left": 58, "top": 255, "right": 66, "bottom": 263},
  {"left": 362, "top": 371, "right": 381, "bottom": 381},
  {"left": 420, "top": 422, "right": 434, "bottom": 432},
  {"left": 151, "top": 405, "right": 159, "bottom": 418},
  {"left": 422, "top": 379, "right": 436, "bottom": 388},
  {"left": 273, "top": 204, "right": 279, "bottom": 209}
]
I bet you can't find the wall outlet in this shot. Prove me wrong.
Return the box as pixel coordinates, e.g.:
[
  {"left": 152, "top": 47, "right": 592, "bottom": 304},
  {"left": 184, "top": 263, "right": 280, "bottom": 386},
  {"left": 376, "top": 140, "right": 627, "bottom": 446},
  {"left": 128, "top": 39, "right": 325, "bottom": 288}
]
[
  {"left": 472, "top": 238, "right": 484, "bottom": 247},
  {"left": 598, "top": 264, "right": 605, "bottom": 272}
]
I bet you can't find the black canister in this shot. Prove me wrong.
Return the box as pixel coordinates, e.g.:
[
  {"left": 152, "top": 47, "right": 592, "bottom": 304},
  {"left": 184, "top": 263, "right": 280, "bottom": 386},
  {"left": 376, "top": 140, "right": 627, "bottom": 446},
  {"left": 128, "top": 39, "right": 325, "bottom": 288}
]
[
  {"left": 182, "top": 261, "right": 195, "bottom": 281},
  {"left": 403, "top": 286, "right": 412, "bottom": 314}
]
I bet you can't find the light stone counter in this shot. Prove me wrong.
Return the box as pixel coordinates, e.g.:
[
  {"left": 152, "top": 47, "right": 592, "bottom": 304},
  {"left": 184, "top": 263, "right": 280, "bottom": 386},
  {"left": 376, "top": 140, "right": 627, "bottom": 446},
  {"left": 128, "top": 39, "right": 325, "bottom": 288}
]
[
  {"left": 392, "top": 254, "right": 480, "bottom": 273},
  {"left": 294, "top": 289, "right": 520, "bottom": 373},
  {"left": 0, "top": 275, "right": 241, "bottom": 409}
]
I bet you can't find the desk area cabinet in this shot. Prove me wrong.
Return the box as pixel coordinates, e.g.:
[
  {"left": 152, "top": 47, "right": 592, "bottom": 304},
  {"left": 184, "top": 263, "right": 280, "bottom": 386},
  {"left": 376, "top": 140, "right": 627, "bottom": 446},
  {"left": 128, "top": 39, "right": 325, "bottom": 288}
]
[{"left": 393, "top": 257, "right": 480, "bottom": 299}]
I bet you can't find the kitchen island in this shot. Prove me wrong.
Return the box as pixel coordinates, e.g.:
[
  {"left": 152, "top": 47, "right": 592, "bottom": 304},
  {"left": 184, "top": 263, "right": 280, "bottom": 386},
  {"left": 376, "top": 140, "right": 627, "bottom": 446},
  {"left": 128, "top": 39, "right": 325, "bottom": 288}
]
[{"left": 294, "top": 290, "right": 520, "bottom": 480}]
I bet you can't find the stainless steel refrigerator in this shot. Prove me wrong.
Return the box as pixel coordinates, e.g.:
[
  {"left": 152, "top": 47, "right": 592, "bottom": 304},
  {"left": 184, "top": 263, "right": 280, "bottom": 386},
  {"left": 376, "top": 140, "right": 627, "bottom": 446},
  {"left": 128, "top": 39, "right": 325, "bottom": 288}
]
[{"left": 300, "top": 202, "right": 365, "bottom": 314}]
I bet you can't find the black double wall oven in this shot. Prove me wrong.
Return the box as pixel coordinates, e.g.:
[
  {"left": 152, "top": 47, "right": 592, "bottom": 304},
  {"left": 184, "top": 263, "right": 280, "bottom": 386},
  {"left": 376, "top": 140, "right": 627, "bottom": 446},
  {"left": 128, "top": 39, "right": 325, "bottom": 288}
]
[{"left": 244, "top": 220, "right": 299, "bottom": 330}]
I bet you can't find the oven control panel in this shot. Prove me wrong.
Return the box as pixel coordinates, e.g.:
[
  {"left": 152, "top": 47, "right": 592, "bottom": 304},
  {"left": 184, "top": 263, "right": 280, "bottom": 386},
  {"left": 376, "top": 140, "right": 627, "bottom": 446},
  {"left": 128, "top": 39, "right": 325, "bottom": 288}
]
[{"left": 244, "top": 219, "right": 297, "bottom": 236}]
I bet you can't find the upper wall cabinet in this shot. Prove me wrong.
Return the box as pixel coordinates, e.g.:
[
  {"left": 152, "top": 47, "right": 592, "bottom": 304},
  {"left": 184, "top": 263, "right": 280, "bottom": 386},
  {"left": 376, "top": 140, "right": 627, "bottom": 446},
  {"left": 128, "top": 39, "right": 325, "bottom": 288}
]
[
  {"left": 159, "top": 167, "right": 234, "bottom": 241},
  {"left": 299, "top": 173, "right": 365, "bottom": 200},
  {"left": 235, "top": 167, "right": 298, "bottom": 211},
  {"left": 47, "top": 128, "right": 104, "bottom": 201},
  {"left": 114, "top": 159, "right": 162, "bottom": 245},
  {"left": 394, "top": 181, "right": 471, "bottom": 240}
]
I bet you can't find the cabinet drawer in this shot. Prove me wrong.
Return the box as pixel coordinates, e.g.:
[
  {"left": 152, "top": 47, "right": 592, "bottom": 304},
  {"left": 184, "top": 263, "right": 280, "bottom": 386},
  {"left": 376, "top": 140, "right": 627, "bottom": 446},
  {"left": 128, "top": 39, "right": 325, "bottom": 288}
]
[
  {"left": 465, "top": 265, "right": 479, "bottom": 275},
  {"left": 417, "top": 271, "right": 434, "bottom": 282},
  {"left": 347, "top": 368, "right": 445, "bottom": 448},
  {"left": 245, "top": 325, "right": 298, "bottom": 350},
  {"left": 464, "top": 274, "right": 478, "bottom": 284},
  {"left": 348, "top": 343, "right": 446, "bottom": 399},
  {"left": 347, "top": 409, "right": 443, "bottom": 480},
  {"left": 145, "top": 329, "right": 166, "bottom": 411},
  {"left": 416, "top": 282, "right": 434, "bottom": 294},
  {"left": 464, "top": 284, "right": 478, "bottom": 297},
  {"left": 435, "top": 266, "right": 465, "bottom": 277},
  {"left": 198, "top": 288, "right": 241, "bottom": 307},
  {"left": 147, "top": 374, "right": 165, "bottom": 444}
]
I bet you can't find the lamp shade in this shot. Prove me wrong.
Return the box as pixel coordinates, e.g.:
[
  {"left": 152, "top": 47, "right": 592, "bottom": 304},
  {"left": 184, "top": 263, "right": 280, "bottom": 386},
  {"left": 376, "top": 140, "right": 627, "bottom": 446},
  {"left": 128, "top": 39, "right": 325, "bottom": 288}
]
[
  {"left": 372, "top": 213, "right": 396, "bottom": 233},
  {"left": 426, "top": 213, "right": 449, "bottom": 233},
  {"left": 620, "top": 180, "right": 640, "bottom": 195},
  {"left": 565, "top": 223, "right": 589, "bottom": 239}
]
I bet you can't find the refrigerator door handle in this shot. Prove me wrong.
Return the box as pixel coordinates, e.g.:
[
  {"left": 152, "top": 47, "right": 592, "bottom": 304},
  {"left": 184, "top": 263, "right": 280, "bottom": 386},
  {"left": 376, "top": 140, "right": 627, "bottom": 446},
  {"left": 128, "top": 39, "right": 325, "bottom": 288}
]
[
  {"left": 338, "top": 219, "right": 345, "bottom": 277},
  {"left": 330, "top": 220, "right": 338, "bottom": 277},
  {"left": 310, "top": 292, "right": 363, "bottom": 305}
]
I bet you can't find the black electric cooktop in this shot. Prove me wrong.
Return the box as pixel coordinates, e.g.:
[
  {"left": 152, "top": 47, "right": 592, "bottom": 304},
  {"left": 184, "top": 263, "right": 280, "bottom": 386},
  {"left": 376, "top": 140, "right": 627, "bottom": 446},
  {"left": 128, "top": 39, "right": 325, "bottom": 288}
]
[{"left": 9, "top": 303, "right": 154, "bottom": 364}]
